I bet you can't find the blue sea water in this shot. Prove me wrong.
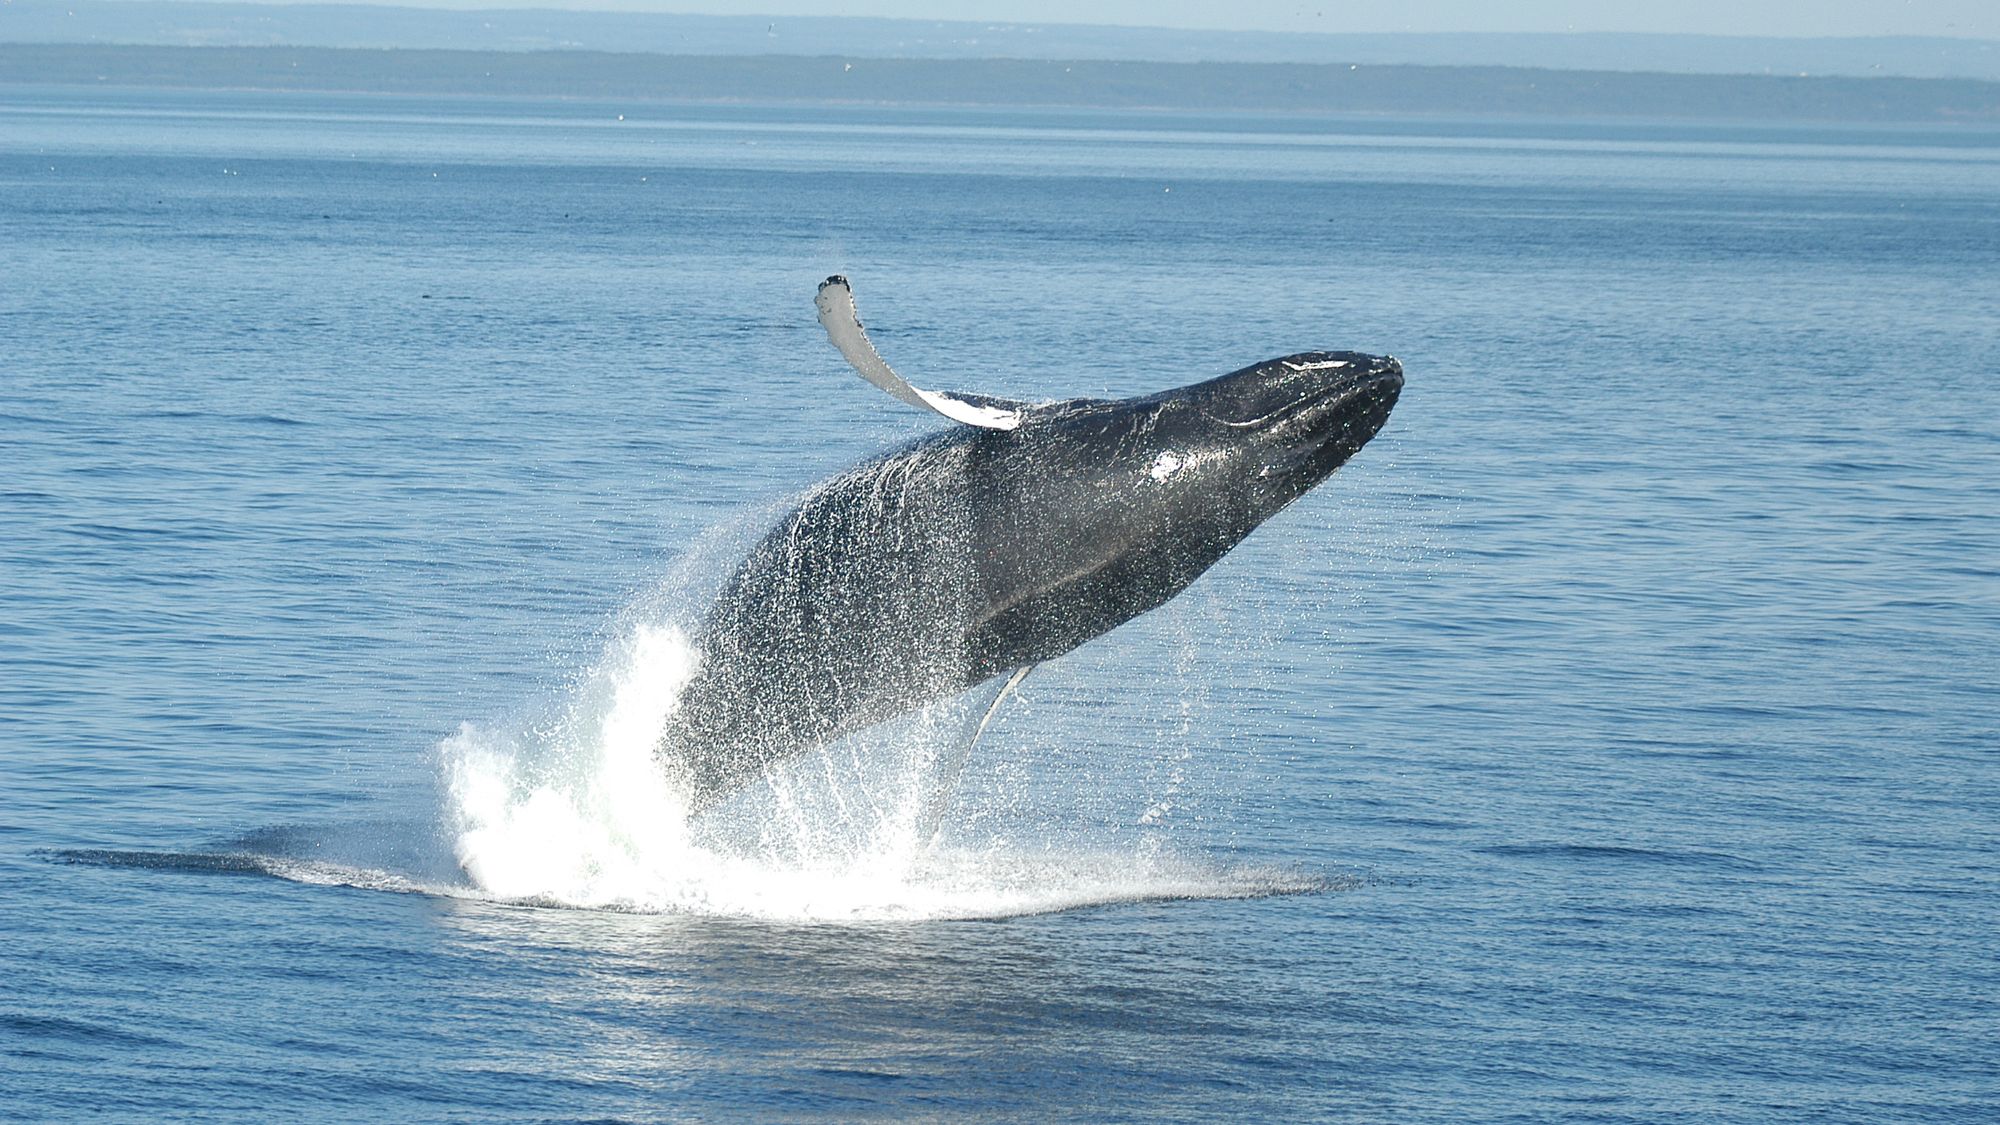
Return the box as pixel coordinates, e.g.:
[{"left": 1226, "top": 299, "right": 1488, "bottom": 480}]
[{"left": 2, "top": 86, "right": 1998, "bottom": 1120}]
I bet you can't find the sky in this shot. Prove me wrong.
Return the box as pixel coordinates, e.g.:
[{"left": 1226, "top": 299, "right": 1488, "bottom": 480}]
[{"left": 198, "top": 0, "right": 2000, "bottom": 39}]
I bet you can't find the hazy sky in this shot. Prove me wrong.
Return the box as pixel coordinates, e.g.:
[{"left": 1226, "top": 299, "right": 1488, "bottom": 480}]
[{"left": 213, "top": 0, "right": 2000, "bottom": 39}]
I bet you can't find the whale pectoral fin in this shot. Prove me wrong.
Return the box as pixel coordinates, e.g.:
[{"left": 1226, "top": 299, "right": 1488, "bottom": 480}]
[
  {"left": 814, "top": 275, "right": 1029, "bottom": 431},
  {"left": 918, "top": 664, "right": 1035, "bottom": 847},
  {"left": 974, "top": 663, "right": 1034, "bottom": 746}
]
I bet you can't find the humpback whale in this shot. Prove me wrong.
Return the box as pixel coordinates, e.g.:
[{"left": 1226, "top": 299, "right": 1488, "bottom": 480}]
[{"left": 657, "top": 277, "right": 1401, "bottom": 811}]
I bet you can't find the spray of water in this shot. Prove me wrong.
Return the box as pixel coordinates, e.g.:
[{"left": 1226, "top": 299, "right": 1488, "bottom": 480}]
[{"left": 427, "top": 577, "right": 1314, "bottom": 922}]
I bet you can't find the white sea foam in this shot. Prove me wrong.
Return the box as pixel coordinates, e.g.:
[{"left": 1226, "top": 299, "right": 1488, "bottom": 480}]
[{"left": 428, "top": 609, "right": 1311, "bottom": 922}]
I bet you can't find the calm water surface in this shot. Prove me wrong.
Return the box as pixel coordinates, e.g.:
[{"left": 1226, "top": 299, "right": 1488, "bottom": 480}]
[{"left": 3, "top": 87, "right": 1998, "bottom": 1120}]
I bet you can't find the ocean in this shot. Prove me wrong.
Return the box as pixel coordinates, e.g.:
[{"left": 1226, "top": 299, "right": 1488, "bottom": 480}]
[{"left": 2, "top": 86, "right": 1997, "bottom": 1120}]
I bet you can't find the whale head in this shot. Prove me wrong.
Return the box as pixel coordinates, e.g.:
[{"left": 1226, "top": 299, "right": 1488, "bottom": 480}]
[
  {"left": 962, "top": 351, "right": 1402, "bottom": 673},
  {"left": 1190, "top": 350, "right": 1404, "bottom": 512},
  {"left": 1001, "top": 349, "right": 1403, "bottom": 545},
  {"left": 1077, "top": 350, "right": 1404, "bottom": 536}
]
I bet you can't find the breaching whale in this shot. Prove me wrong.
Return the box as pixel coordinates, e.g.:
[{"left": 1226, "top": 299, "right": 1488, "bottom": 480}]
[{"left": 656, "top": 277, "right": 1402, "bottom": 811}]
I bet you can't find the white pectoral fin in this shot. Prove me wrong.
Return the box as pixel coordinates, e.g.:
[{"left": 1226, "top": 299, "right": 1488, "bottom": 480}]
[
  {"left": 814, "top": 275, "right": 1025, "bottom": 431},
  {"left": 976, "top": 664, "right": 1034, "bottom": 744},
  {"left": 918, "top": 663, "right": 1035, "bottom": 847}
]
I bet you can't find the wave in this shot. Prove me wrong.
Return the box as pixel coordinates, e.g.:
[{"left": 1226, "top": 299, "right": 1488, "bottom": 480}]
[{"left": 45, "top": 839, "right": 1324, "bottom": 924}]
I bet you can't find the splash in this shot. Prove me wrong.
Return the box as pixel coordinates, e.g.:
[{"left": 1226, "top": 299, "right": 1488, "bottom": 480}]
[
  {"left": 443, "top": 620, "right": 700, "bottom": 907},
  {"left": 431, "top": 609, "right": 1313, "bottom": 922},
  {"left": 48, "top": 580, "right": 1326, "bottom": 921}
]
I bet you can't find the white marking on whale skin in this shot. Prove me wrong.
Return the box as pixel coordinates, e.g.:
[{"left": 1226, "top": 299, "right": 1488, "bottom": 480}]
[
  {"left": 1147, "top": 447, "right": 1231, "bottom": 480},
  {"left": 1280, "top": 358, "right": 1351, "bottom": 372},
  {"left": 914, "top": 387, "right": 1023, "bottom": 430}
]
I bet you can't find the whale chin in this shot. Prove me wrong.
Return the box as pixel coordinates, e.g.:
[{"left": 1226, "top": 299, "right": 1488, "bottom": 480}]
[
  {"left": 1250, "top": 360, "right": 1401, "bottom": 504},
  {"left": 1312, "top": 362, "right": 1403, "bottom": 459}
]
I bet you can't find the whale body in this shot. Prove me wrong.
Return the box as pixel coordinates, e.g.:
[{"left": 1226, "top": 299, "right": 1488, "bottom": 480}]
[{"left": 656, "top": 279, "right": 1402, "bottom": 810}]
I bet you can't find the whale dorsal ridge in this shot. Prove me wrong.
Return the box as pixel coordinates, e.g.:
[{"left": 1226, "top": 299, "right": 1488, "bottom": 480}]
[{"left": 814, "top": 276, "right": 1027, "bottom": 431}]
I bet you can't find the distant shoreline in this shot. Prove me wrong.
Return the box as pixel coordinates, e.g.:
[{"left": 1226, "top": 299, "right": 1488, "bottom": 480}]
[
  {"left": 5, "top": 44, "right": 2000, "bottom": 123},
  {"left": 10, "top": 3, "right": 2000, "bottom": 81}
]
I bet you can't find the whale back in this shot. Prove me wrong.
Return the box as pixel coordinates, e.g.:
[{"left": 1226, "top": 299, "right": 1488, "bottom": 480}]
[{"left": 657, "top": 430, "right": 985, "bottom": 806}]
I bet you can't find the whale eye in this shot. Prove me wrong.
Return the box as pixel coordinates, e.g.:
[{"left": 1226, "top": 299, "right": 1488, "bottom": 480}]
[{"left": 1148, "top": 451, "right": 1186, "bottom": 481}]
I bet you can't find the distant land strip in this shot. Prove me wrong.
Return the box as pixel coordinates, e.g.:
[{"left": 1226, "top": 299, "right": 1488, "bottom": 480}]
[{"left": 5, "top": 44, "right": 2000, "bottom": 122}]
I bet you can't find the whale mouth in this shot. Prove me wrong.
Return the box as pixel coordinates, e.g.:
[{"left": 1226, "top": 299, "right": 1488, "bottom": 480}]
[
  {"left": 1336, "top": 360, "right": 1403, "bottom": 424},
  {"left": 1273, "top": 360, "right": 1402, "bottom": 442},
  {"left": 1254, "top": 358, "right": 1402, "bottom": 495},
  {"left": 1316, "top": 361, "right": 1401, "bottom": 445}
]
